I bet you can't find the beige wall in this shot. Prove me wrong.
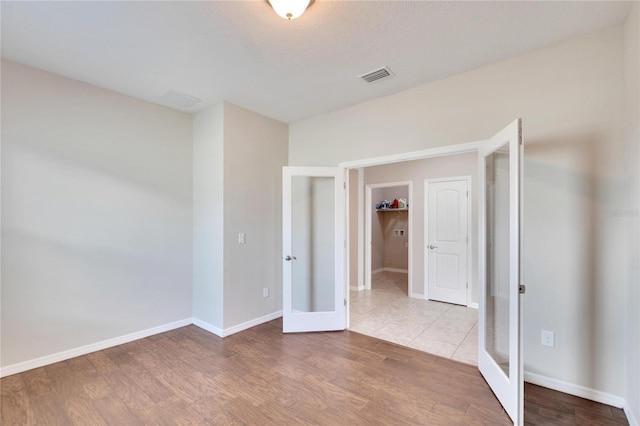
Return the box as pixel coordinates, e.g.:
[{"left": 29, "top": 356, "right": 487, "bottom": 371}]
[
  {"left": 193, "top": 103, "right": 224, "bottom": 328},
  {"left": 193, "top": 102, "right": 287, "bottom": 330},
  {"left": 1, "top": 60, "right": 193, "bottom": 367},
  {"left": 364, "top": 154, "right": 477, "bottom": 300},
  {"left": 222, "top": 102, "right": 288, "bottom": 327},
  {"left": 624, "top": 3, "right": 640, "bottom": 422},
  {"left": 290, "top": 27, "right": 628, "bottom": 398}
]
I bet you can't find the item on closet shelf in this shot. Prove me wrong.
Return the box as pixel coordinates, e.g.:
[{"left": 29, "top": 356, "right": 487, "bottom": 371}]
[
  {"left": 376, "top": 200, "right": 391, "bottom": 210},
  {"left": 398, "top": 198, "right": 406, "bottom": 209},
  {"left": 392, "top": 199, "right": 399, "bottom": 209}
]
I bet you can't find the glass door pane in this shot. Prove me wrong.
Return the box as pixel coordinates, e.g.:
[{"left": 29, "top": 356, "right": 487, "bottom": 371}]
[
  {"left": 291, "top": 176, "right": 336, "bottom": 313},
  {"left": 485, "top": 144, "right": 511, "bottom": 376}
]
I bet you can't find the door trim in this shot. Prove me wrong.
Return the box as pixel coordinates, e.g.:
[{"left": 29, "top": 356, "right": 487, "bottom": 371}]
[
  {"left": 364, "top": 181, "right": 413, "bottom": 296},
  {"left": 424, "top": 176, "right": 472, "bottom": 306},
  {"left": 339, "top": 140, "right": 483, "bottom": 169},
  {"left": 343, "top": 142, "right": 486, "bottom": 309}
]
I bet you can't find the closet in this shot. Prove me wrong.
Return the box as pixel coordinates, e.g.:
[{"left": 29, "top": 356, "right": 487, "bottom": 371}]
[{"left": 371, "top": 185, "right": 409, "bottom": 274}]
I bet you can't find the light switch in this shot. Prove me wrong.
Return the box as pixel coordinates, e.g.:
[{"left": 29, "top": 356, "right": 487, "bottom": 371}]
[{"left": 238, "top": 233, "right": 246, "bottom": 244}]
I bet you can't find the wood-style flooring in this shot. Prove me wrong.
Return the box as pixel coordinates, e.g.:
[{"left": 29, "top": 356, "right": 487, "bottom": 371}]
[{"left": 0, "top": 319, "right": 629, "bottom": 425}]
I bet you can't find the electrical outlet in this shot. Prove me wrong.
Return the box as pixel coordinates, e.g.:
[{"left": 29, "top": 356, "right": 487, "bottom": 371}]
[
  {"left": 541, "top": 330, "right": 554, "bottom": 347},
  {"left": 263, "top": 288, "right": 269, "bottom": 298}
]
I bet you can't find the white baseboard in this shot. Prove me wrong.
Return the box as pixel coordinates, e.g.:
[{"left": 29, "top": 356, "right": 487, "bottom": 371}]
[
  {"left": 525, "top": 371, "right": 636, "bottom": 425},
  {"left": 222, "top": 311, "right": 283, "bottom": 337},
  {"left": 524, "top": 371, "right": 626, "bottom": 409},
  {"left": 624, "top": 404, "right": 639, "bottom": 426},
  {"left": 383, "top": 267, "right": 408, "bottom": 273},
  {"left": 623, "top": 404, "right": 640, "bottom": 426},
  {"left": 0, "top": 318, "right": 192, "bottom": 378},
  {"left": 192, "top": 318, "right": 224, "bottom": 338},
  {"left": 193, "top": 311, "right": 283, "bottom": 338},
  {"left": 1, "top": 311, "right": 286, "bottom": 378},
  {"left": 350, "top": 285, "right": 365, "bottom": 291},
  {"left": 468, "top": 302, "right": 479, "bottom": 309},
  {"left": 372, "top": 267, "right": 409, "bottom": 274},
  {"left": 410, "top": 292, "right": 425, "bottom": 300}
]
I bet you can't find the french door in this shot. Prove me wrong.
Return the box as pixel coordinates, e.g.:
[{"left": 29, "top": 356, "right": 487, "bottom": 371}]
[
  {"left": 478, "top": 118, "right": 523, "bottom": 424},
  {"left": 282, "top": 167, "right": 346, "bottom": 333}
]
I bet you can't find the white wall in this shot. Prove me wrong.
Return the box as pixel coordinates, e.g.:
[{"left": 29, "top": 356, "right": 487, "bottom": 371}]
[
  {"left": 624, "top": 3, "right": 640, "bottom": 422},
  {"left": 364, "top": 154, "right": 477, "bottom": 301},
  {"left": 1, "top": 60, "right": 193, "bottom": 367},
  {"left": 290, "top": 28, "right": 628, "bottom": 398},
  {"left": 193, "top": 103, "right": 224, "bottom": 329},
  {"left": 222, "top": 102, "right": 288, "bottom": 327}
]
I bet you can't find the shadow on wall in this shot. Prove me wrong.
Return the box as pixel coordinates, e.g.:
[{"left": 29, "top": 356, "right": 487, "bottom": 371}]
[
  {"left": 523, "top": 132, "right": 626, "bottom": 393},
  {"left": 2, "top": 143, "right": 193, "bottom": 365}
]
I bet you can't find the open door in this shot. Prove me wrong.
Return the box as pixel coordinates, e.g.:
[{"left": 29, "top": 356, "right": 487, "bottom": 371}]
[
  {"left": 478, "top": 119, "right": 523, "bottom": 424},
  {"left": 282, "top": 167, "right": 346, "bottom": 333}
]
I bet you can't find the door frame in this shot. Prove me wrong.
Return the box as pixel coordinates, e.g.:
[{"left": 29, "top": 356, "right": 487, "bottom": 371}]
[
  {"left": 424, "top": 175, "right": 472, "bottom": 306},
  {"left": 341, "top": 140, "right": 481, "bottom": 308},
  {"left": 339, "top": 129, "right": 522, "bottom": 423},
  {"left": 364, "top": 181, "right": 413, "bottom": 296}
]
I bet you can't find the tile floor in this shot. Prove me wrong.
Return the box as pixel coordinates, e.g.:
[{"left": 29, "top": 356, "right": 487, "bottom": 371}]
[{"left": 349, "top": 270, "right": 479, "bottom": 365}]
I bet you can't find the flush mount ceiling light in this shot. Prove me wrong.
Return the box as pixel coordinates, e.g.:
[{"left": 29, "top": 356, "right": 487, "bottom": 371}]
[{"left": 268, "top": 0, "right": 312, "bottom": 20}]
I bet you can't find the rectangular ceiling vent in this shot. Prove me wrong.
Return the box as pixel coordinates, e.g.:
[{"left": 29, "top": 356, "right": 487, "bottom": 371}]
[
  {"left": 156, "top": 90, "right": 202, "bottom": 109},
  {"left": 359, "top": 66, "right": 393, "bottom": 83}
]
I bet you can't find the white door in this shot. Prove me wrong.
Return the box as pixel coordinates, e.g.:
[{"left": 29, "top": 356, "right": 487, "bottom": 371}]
[
  {"left": 425, "top": 178, "right": 469, "bottom": 306},
  {"left": 478, "top": 119, "right": 523, "bottom": 424},
  {"left": 282, "top": 166, "right": 346, "bottom": 333}
]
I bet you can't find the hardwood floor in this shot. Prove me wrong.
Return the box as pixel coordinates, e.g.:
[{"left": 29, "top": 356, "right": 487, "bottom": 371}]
[{"left": 0, "top": 319, "right": 628, "bottom": 425}]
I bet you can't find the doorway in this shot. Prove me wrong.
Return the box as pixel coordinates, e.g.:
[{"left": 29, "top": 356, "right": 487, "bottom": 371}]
[
  {"left": 348, "top": 154, "right": 479, "bottom": 365},
  {"left": 365, "top": 182, "right": 412, "bottom": 295}
]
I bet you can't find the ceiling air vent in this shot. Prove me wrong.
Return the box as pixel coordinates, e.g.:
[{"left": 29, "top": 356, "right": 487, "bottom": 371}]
[
  {"left": 359, "top": 66, "right": 393, "bottom": 83},
  {"left": 156, "top": 90, "right": 202, "bottom": 109}
]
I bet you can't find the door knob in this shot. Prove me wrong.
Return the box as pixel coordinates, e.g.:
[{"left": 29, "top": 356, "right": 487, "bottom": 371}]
[
  {"left": 284, "top": 255, "right": 297, "bottom": 261},
  {"left": 429, "top": 245, "right": 438, "bottom": 250}
]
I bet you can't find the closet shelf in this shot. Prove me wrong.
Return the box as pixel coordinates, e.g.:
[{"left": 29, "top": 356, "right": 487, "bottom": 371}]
[{"left": 376, "top": 207, "right": 409, "bottom": 212}]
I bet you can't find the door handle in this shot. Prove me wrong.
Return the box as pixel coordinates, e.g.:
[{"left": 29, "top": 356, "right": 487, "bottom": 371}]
[
  {"left": 429, "top": 245, "right": 438, "bottom": 250},
  {"left": 284, "top": 255, "right": 297, "bottom": 261}
]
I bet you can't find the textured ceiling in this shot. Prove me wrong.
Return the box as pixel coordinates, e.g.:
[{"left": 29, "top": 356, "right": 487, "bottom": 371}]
[{"left": 1, "top": 1, "right": 633, "bottom": 123}]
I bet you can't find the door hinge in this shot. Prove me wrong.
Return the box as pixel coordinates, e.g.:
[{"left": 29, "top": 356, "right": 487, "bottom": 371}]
[
  {"left": 466, "top": 282, "right": 468, "bottom": 289},
  {"left": 519, "top": 121, "right": 523, "bottom": 145},
  {"left": 466, "top": 190, "right": 469, "bottom": 197},
  {"left": 519, "top": 284, "right": 526, "bottom": 294},
  {"left": 344, "top": 182, "right": 347, "bottom": 189},
  {"left": 344, "top": 299, "right": 347, "bottom": 306}
]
